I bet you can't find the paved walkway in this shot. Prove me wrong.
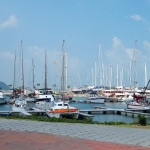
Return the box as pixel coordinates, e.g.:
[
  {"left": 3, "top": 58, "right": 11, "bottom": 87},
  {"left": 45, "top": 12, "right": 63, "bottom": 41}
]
[{"left": 0, "top": 119, "right": 150, "bottom": 150}]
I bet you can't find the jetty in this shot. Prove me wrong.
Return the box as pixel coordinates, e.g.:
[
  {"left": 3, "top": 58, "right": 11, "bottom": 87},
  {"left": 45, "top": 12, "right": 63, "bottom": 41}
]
[
  {"left": 0, "top": 109, "right": 94, "bottom": 120},
  {"left": 1, "top": 106, "right": 150, "bottom": 118},
  {"left": 0, "top": 110, "right": 46, "bottom": 116},
  {"left": 79, "top": 106, "right": 150, "bottom": 117}
]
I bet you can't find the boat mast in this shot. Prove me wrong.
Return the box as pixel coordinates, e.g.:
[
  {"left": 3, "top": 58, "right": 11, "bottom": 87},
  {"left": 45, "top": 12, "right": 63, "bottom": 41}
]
[
  {"left": 99, "top": 42, "right": 104, "bottom": 87},
  {"left": 20, "top": 40, "right": 24, "bottom": 96},
  {"left": 145, "top": 63, "right": 147, "bottom": 87},
  {"left": 32, "top": 58, "right": 35, "bottom": 89},
  {"left": 131, "top": 40, "right": 138, "bottom": 89},
  {"left": 110, "top": 66, "right": 112, "bottom": 90},
  {"left": 65, "top": 52, "right": 67, "bottom": 90},
  {"left": 13, "top": 50, "right": 16, "bottom": 94},
  {"left": 129, "top": 62, "right": 131, "bottom": 88},
  {"left": 45, "top": 50, "right": 47, "bottom": 90},
  {"left": 95, "top": 62, "right": 97, "bottom": 86},
  {"left": 98, "top": 43, "right": 101, "bottom": 87},
  {"left": 61, "top": 40, "right": 65, "bottom": 93},
  {"left": 120, "top": 64, "right": 123, "bottom": 86},
  {"left": 92, "top": 68, "right": 94, "bottom": 86},
  {"left": 116, "top": 64, "right": 118, "bottom": 87}
]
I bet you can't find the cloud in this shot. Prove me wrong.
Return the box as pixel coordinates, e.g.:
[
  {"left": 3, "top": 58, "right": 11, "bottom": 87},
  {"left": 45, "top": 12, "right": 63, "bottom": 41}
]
[
  {"left": 28, "top": 46, "right": 62, "bottom": 64},
  {"left": 0, "top": 52, "right": 14, "bottom": 59},
  {"left": 104, "top": 37, "right": 129, "bottom": 72},
  {"left": 129, "top": 14, "right": 143, "bottom": 21},
  {"left": 102, "top": 37, "right": 150, "bottom": 86},
  {"left": 128, "top": 14, "right": 150, "bottom": 34},
  {"left": 125, "top": 48, "right": 134, "bottom": 60},
  {"left": 27, "top": 45, "right": 85, "bottom": 87},
  {"left": 28, "top": 45, "right": 82, "bottom": 69},
  {"left": 112, "top": 37, "right": 122, "bottom": 49},
  {"left": 143, "top": 41, "right": 150, "bottom": 51},
  {"left": 0, "top": 15, "right": 18, "bottom": 29}
]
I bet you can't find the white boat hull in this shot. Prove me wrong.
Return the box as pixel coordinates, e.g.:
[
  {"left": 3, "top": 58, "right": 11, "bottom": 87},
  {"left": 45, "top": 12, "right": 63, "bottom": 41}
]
[
  {"left": 46, "top": 111, "right": 79, "bottom": 119},
  {"left": 0, "top": 91, "right": 6, "bottom": 104},
  {"left": 26, "top": 97, "right": 36, "bottom": 102},
  {"left": 86, "top": 99, "right": 105, "bottom": 104},
  {"left": 12, "top": 98, "right": 28, "bottom": 111},
  {"left": 0, "top": 98, "right": 6, "bottom": 104},
  {"left": 127, "top": 102, "right": 149, "bottom": 109},
  {"left": 33, "top": 101, "right": 54, "bottom": 110},
  {"left": 12, "top": 106, "right": 26, "bottom": 111}
]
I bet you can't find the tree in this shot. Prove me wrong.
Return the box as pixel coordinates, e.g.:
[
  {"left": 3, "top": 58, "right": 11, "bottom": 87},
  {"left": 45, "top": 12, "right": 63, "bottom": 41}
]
[
  {"left": 67, "top": 85, "right": 70, "bottom": 90},
  {"left": 8, "top": 84, "right": 12, "bottom": 89},
  {"left": 37, "top": 83, "right": 40, "bottom": 89}
]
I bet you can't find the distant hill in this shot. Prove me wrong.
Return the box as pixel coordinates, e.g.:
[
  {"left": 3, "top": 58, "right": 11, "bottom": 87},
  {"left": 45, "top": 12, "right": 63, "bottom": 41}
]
[{"left": 0, "top": 81, "right": 11, "bottom": 90}]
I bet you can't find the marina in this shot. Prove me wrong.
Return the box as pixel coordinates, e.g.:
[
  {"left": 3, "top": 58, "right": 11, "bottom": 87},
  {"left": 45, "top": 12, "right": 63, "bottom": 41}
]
[
  {"left": 1, "top": 95, "right": 150, "bottom": 123},
  {"left": 0, "top": 39, "right": 149, "bottom": 124}
]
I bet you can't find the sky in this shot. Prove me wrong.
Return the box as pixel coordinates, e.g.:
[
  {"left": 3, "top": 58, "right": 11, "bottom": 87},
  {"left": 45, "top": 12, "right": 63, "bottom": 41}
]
[{"left": 0, "top": 0, "right": 150, "bottom": 90}]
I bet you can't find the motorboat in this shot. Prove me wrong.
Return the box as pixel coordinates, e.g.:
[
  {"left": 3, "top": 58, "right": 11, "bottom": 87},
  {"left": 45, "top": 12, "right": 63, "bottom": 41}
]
[
  {"left": 86, "top": 94, "right": 105, "bottom": 104},
  {"left": 46, "top": 101, "right": 79, "bottom": 119},
  {"left": 0, "top": 91, "right": 6, "bottom": 104},
  {"left": 12, "top": 97, "right": 28, "bottom": 111},
  {"left": 118, "top": 95, "right": 133, "bottom": 102},
  {"left": 9, "top": 95, "right": 20, "bottom": 104},
  {"left": 35, "top": 89, "right": 55, "bottom": 102},
  {"left": 32, "top": 95, "right": 54, "bottom": 111}
]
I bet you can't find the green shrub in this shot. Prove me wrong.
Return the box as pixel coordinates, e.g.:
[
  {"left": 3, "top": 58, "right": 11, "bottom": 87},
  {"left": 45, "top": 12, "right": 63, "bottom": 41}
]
[{"left": 138, "top": 114, "right": 147, "bottom": 126}]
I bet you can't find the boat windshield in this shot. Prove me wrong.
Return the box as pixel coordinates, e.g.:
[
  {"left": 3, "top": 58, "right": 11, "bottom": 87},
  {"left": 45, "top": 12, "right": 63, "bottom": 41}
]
[{"left": 58, "top": 104, "right": 62, "bottom": 106}]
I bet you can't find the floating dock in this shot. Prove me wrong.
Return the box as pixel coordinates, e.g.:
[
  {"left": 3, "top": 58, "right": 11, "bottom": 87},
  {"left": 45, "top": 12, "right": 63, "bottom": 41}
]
[
  {"left": 0, "top": 110, "right": 46, "bottom": 116},
  {"left": 79, "top": 106, "right": 150, "bottom": 117},
  {"left": 1, "top": 107, "right": 150, "bottom": 118}
]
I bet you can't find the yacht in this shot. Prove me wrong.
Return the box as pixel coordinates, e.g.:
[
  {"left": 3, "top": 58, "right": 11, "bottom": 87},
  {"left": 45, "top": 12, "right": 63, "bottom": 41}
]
[
  {"left": 12, "top": 97, "right": 28, "bottom": 111},
  {"left": 0, "top": 91, "right": 6, "bottom": 104},
  {"left": 86, "top": 94, "right": 105, "bottom": 104},
  {"left": 32, "top": 93, "right": 55, "bottom": 111},
  {"left": 46, "top": 100, "right": 79, "bottom": 119}
]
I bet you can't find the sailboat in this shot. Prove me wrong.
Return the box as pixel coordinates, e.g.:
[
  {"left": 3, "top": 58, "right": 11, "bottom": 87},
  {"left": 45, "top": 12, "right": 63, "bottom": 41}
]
[
  {"left": 126, "top": 41, "right": 149, "bottom": 109},
  {"left": 12, "top": 41, "right": 28, "bottom": 111},
  {"left": 9, "top": 50, "right": 20, "bottom": 104},
  {"left": 46, "top": 40, "right": 79, "bottom": 119},
  {"left": 126, "top": 80, "right": 150, "bottom": 109},
  {"left": 32, "top": 50, "right": 54, "bottom": 110}
]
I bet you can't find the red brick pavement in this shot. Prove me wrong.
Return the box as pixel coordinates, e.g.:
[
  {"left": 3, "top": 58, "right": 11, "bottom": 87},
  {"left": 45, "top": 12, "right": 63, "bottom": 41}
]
[{"left": 0, "top": 130, "right": 149, "bottom": 150}]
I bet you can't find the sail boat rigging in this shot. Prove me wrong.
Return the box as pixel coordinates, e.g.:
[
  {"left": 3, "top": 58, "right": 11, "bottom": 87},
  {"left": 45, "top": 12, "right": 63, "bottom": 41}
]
[
  {"left": 12, "top": 40, "right": 28, "bottom": 111},
  {"left": 61, "top": 40, "right": 65, "bottom": 93},
  {"left": 34, "top": 50, "right": 54, "bottom": 102},
  {"left": 126, "top": 40, "right": 150, "bottom": 109},
  {"left": 32, "top": 59, "right": 35, "bottom": 89},
  {"left": 45, "top": 50, "right": 47, "bottom": 90},
  {"left": 9, "top": 50, "right": 19, "bottom": 104},
  {"left": 46, "top": 40, "right": 79, "bottom": 119},
  {"left": 32, "top": 50, "right": 55, "bottom": 110},
  {"left": 13, "top": 50, "right": 16, "bottom": 95},
  {"left": 21, "top": 40, "right": 24, "bottom": 96},
  {"left": 131, "top": 40, "right": 138, "bottom": 89}
]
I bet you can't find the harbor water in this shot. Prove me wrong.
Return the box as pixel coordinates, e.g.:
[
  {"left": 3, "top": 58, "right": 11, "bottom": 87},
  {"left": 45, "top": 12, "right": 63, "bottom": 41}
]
[{"left": 1, "top": 96, "right": 150, "bottom": 124}]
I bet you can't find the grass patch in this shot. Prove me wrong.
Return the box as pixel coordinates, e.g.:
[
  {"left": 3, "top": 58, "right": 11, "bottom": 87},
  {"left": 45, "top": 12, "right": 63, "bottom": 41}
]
[{"left": 0, "top": 115, "right": 150, "bottom": 129}]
